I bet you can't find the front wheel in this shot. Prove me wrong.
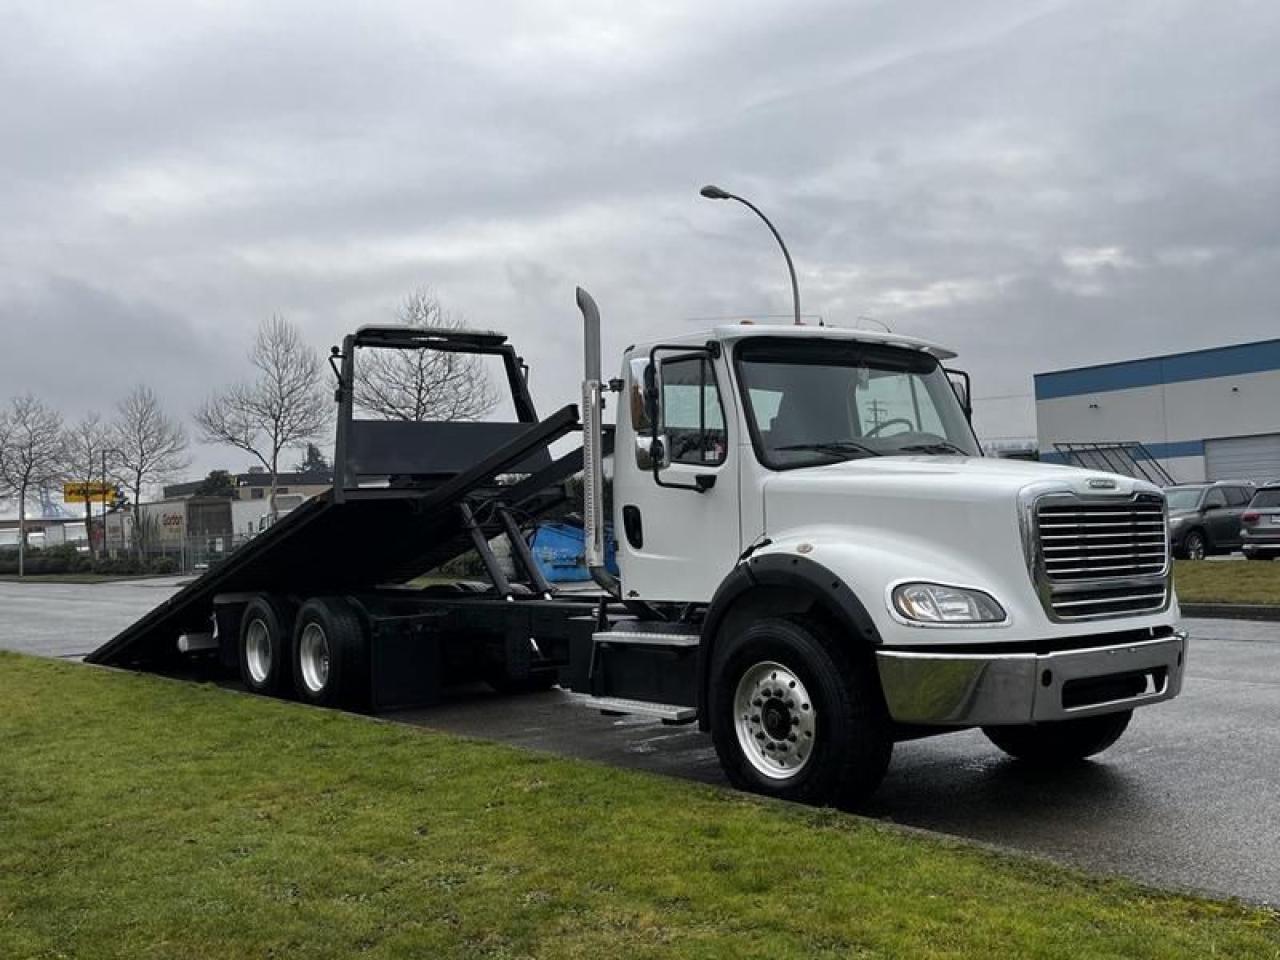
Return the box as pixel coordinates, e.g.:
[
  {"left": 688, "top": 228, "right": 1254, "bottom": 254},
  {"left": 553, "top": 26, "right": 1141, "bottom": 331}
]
[
  {"left": 982, "top": 710, "right": 1132, "bottom": 764},
  {"left": 709, "top": 617, "right": 892, "bottom": 808}
]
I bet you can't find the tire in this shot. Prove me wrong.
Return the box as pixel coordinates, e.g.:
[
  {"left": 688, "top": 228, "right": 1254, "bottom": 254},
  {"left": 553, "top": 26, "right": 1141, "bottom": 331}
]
[
  {"left": 1181, "top": 529, "right": 1207, "bottom": 561},
  {"left": 709, "top": 616, "right": 893, "bottom": 808},
  {"left": 982, "top": 710, "right": 1132, "bottom": 764},
  {"left": 238, "top": 595, "right": 294, "bottom": 696},
  {"left": 1245, "top": 552, "right": 1274, "bottom": 562},
  {"left": 291, "top": 597, "right": 370, "bottom": 709}
]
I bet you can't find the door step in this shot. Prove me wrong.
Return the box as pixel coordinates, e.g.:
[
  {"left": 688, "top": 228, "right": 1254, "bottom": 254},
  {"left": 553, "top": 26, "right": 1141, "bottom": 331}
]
[
  {"left": 569, "top": 694, "right": 697, "bottom": 724},
  {"left": 592, "top": 630, "right": 699, "bottom": 648}
]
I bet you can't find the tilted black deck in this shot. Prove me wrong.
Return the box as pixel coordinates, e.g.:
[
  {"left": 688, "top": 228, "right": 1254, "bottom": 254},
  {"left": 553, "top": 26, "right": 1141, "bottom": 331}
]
[{"left": 87, "top": 404, "right": 583, "bottom": 668}]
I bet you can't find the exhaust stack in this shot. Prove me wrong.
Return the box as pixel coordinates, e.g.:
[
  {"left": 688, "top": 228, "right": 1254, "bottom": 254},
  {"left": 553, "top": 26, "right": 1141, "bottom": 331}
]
[{"left": 577, "top": 287, "right": 620, "bottom": 598}]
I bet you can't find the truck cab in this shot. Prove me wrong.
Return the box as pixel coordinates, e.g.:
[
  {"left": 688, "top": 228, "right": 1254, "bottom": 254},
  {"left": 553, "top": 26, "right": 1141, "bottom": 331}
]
[{"left": 589, "top": 313, "right": 1185, "bottom": 804}]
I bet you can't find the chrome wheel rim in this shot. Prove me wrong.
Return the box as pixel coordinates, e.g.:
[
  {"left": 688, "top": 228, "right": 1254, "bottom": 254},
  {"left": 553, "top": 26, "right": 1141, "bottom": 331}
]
[
  {"left": 244, "top": 618, "right": 272, "bottom": 685},
  {"left": 1187, "top": 534, "right": 1205, "bottom": 560},
  {"left": 733, "top": 660, "right": 816, "bottom": 781},
  {"left": 299, "top": 623, "right": 330, "bottom": 695}
]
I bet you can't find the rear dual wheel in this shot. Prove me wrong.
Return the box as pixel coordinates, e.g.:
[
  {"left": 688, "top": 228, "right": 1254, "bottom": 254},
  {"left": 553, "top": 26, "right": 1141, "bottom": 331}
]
[
  {"left": 238, "top": 596, "right": 294, "bottom": 696},
  {"left": 237, "top": 594, "right": 368, "bottom": 708},
  {"left": 291, "top": 597, "right": 369, "bottom": 709}
]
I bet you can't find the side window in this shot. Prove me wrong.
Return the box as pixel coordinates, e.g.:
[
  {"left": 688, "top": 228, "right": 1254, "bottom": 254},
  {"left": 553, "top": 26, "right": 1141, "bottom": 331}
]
[
  {"left": 660, "top": 355, "right": 727, "bottom": 466},
  {"left": 1203, "top": 488, "right": 1227, "bottom": 509},
  {"left": 1225, "top": 487, "right": 1250, "bottom": 507}
]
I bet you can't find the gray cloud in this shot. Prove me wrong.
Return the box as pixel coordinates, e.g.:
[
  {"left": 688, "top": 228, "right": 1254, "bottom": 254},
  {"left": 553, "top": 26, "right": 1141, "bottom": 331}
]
[{"left": 2, "top": 0, "right": 1278, "bottom": 479}]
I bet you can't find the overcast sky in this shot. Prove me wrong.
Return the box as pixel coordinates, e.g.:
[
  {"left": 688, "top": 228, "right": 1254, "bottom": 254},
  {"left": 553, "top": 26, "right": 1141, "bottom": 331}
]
[{"left": 2, "top": 0, "right": 1278, "bottom": 487}]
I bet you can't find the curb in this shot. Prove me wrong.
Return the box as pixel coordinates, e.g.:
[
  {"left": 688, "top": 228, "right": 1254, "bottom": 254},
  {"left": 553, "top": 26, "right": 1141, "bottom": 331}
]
[{"left": 1180, "top": 603, "right": 1280, "bottom": 622}]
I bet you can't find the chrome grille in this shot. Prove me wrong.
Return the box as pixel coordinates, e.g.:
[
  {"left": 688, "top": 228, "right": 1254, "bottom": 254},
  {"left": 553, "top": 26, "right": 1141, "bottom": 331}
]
[{"left": 1033, "top": 494, "right": 1169, "bottom": 620}]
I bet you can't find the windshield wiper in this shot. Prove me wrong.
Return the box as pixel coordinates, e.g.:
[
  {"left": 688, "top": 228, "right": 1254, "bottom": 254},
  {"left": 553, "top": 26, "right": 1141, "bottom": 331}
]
[
  {"left": 895, "top": 440, "right": 970, "bottom": 455},
  {"left": 774, "top": 441, "right": 882, "bottom": 459}
]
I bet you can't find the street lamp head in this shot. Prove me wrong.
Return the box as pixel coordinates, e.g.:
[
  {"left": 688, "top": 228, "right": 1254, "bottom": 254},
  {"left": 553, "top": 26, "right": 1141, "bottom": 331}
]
[{"left": 700, "top": 184, "right": 732, "bottom": 200}]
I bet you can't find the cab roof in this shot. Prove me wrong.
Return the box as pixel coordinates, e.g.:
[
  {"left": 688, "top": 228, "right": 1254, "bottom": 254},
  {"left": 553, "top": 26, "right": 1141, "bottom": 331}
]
[{"left": 633, "top": 322, "right": 958, "bottom": 361}]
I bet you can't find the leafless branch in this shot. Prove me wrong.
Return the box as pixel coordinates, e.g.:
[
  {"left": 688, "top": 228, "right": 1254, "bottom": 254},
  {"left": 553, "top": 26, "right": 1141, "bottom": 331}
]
[
  {"left": 195, "top": 315, "right": 331, "bottom": 511},
  {"left": 111, "top": 385, "right": 190, "bottom": 552},
  {"left": 353, "top": 289, "right": 499, "bottom": 422},
  {"left": 0, "top": 394, "right": 68, "bottom": 575}
]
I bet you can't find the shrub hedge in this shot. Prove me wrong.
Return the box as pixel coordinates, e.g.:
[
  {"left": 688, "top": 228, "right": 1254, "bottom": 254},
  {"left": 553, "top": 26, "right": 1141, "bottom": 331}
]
[{"left": 0, "top": 544, "right": 177, "bottom": 576}]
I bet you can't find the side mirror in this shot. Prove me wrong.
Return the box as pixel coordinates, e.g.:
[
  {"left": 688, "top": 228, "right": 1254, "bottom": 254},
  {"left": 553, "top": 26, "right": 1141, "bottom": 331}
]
[
  {"left": 945, "top": 367, "right": 973, "bottom": 422},
  {"left": 635, "top": 433, "right": 670, "bottom": 470}
]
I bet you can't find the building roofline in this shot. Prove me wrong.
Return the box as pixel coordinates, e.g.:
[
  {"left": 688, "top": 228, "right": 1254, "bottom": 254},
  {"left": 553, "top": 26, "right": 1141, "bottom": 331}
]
[{"left": 1035, "top": 337, "right": 1280, "bottom": 401}]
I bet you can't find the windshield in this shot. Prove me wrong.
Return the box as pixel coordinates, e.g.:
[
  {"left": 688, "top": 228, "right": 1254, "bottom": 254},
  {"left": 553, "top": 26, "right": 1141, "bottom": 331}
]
[
  {"left": 1166, "top": 487, "right": 1206, "bottom": 511},
  {"left": 735, "top": 338, "right": 981, "bottom": 469}
]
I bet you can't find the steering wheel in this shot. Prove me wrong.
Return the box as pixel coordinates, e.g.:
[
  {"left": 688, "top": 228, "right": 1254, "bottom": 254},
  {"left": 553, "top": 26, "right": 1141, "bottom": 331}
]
[{"left": 864, "top": 417, "right": 915, "bottom": 437}]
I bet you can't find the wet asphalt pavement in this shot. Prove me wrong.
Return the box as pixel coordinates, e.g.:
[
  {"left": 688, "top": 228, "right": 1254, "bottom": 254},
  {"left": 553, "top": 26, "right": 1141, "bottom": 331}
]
[{"left": 1, "top": 577, "right": 1277, "bottom": 905}]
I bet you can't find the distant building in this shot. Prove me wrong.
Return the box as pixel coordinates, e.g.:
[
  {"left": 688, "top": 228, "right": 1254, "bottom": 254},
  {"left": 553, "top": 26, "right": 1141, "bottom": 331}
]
[
  {"left": 1035, "top": 338, "right": 1280, "bottom": 484},
  {"left": 0, "top": 516, "right": 89, "bottom": 550},
  {"left": 163, "top": 469, "right": 330, "bottom": 503}
]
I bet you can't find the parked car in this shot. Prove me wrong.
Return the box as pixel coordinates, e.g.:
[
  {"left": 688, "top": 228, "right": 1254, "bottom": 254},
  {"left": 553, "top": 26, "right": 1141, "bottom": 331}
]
[
  {"left": 1241, "top": 484, "right": 1280, "bottom": 561},
  {"left": 1164, "top": 481, "right": 1255, "bottom": 559}
]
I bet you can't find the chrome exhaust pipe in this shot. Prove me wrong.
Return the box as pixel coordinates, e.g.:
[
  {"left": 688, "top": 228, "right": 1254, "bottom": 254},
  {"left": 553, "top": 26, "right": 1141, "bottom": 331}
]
[{"left": 577, "top": 287, "right": 620, "bottom": 598}]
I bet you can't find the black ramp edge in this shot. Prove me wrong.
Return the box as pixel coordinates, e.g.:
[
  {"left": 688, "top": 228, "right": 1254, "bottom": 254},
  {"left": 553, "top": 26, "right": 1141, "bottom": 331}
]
[{"left": 87, "top": 405, "right": 580, "bottom": 668}]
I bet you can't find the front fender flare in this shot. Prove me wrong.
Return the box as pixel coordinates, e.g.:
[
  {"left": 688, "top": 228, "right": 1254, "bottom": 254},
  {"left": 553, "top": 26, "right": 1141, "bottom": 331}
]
[{"left": 696, "top": 553, "right": 881, "bottom": 729}]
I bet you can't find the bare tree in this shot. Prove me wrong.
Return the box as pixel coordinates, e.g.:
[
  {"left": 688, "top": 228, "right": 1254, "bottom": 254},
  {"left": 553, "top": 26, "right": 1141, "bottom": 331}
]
[
  {"left": 354, "top": 289, "right": 499, "bottom": 422},
  {"left": 111, "top": 385, "right": 190, "bottom": 554},
  {"left": 0, "top": 395, "right": 67, "bottom": 577},
  {"left": 63, "top": 413, "right": 115, "bottom": 559},
  {"left": 195, "top": 315, "right": 331, "bottom": 513}
]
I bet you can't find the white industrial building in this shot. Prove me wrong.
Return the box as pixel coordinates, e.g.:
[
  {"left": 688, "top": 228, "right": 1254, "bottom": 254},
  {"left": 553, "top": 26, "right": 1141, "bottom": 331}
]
[{"left": 1035, "top": 338, "right": 1280, "bottom": 484}]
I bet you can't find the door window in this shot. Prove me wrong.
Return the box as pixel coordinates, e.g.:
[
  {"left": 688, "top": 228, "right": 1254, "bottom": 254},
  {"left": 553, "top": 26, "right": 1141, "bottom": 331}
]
[
  {"left": 660, "top": 355, "right": 727, "bottom": 466},
  {"left": 1203, "top": 488, "right": 1227, "bottom": 509},
  {"left": 1224, "top": 486, "right": 1252, "bottom": 507}
]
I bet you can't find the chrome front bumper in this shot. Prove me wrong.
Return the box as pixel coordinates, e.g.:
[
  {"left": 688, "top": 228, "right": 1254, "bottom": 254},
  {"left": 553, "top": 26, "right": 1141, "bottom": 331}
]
[{"left": 875, "top": 631, "right": 1187, "bottom": 726}]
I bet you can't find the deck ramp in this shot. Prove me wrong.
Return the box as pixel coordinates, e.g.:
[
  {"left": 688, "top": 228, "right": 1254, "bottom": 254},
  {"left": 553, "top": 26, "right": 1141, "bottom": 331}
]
[{"left": 88, "top": 405, "right": 581, "bottom": 668}]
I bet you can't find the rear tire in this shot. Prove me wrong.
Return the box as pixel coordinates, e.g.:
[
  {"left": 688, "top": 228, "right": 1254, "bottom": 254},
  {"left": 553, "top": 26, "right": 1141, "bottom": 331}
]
[
  {"left": 291, "top": 597, "right": 370, "bottom": 709},
  {"left": 709, "top": 617, "right": 892, "bottom": 808},
  {"left": 983, "top": 710, "right": 1132, "bottom": 764},
  {"left": 238, "top": 595, "right": 294, "bottom": 696}
]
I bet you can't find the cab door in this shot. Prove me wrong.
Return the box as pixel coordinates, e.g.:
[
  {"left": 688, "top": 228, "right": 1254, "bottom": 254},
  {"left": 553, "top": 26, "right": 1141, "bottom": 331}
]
[{"left": 612, "top": 348, "right": 741, "bottom": 603}]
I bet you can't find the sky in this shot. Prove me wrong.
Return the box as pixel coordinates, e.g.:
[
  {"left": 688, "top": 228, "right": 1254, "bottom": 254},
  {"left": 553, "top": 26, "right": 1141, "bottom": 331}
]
[{"left": 2, "top": 0, "right": 1278, "bottom": 491}]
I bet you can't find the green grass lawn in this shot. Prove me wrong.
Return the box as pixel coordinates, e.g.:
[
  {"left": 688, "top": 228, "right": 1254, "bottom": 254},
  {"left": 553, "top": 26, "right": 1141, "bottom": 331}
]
[
  {"left": 1, "top": 654, "right": 1277, "bottom": 959},
  {"left": 1174, "top": 559, "right": 1280, "bottom": 605}
]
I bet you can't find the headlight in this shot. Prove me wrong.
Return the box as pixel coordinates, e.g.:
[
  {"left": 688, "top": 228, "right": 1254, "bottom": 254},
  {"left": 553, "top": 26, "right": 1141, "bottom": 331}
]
[
  {"left": 1168, "top": 515, "right": 1186, "bottom": 528},
  {"left": 892, "top": 582, "right": 1006, "bottom": 624}
]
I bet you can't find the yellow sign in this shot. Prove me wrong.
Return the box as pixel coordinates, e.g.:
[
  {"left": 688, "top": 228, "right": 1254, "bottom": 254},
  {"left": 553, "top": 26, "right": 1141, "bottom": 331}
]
[{"left": 63, "top": 482, "right": 115, "bottom": 504}]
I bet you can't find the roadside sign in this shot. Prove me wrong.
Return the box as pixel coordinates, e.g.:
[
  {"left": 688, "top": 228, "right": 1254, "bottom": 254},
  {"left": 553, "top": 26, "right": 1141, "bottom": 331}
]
[{"left": 63, "top": 481, "right": 115, "bottom": 503}]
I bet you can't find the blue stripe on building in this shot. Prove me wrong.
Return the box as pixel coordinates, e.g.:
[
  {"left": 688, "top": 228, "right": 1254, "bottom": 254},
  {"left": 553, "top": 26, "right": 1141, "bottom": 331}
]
[{"left": 1034, "top": 339, "right": 1280, "bottom": 400}]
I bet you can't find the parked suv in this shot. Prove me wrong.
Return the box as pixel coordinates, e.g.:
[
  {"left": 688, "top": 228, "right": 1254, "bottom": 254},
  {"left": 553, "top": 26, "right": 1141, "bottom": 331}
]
[
  {"left": 1241, "top": 484, "right": 1280, "bottom": 560},
  {"left": 1165, "top": 482, "right": 1254, "bottom": 559}
]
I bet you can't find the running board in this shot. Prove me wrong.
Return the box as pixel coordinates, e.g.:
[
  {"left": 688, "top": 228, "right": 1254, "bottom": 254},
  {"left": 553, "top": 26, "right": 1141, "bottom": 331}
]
[
  {"left": 592, "top": 630, "right": 699, "bottom": 648},
  {"left": 569, "top": 694, "right": 697, "bottom": 724}
]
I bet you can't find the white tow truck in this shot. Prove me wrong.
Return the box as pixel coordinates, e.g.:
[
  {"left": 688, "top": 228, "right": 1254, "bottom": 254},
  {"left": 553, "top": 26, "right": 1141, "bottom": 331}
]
[{"left": 93, "top": 290, "right": 1186, "bottom": 807}]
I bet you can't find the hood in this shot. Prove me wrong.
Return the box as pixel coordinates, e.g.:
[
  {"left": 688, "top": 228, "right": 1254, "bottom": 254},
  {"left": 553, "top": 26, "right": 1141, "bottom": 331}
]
[{"left": 763, "top": 454, "right": 1162, "bottom": 503}]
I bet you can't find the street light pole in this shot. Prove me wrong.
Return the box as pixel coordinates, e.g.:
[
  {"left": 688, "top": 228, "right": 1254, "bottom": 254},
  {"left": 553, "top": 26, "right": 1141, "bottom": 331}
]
[{"left": 700, "top": 184, "right": 802, "bottom": 326}]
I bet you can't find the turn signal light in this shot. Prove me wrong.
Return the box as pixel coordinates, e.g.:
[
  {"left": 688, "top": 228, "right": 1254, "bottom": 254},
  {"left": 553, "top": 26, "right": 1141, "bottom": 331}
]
[{"left": 1242, "top": 512, "right": 1260, "bottom": 524}]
